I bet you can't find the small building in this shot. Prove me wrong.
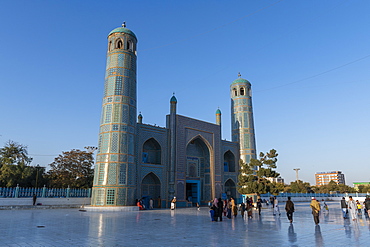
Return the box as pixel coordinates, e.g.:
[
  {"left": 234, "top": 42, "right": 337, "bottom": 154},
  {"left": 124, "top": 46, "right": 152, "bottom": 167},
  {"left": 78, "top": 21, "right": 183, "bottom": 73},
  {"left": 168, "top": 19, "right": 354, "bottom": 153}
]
[
  {"left": 315, "top": 171, "right": 345, "bottom": 186},
  {"left": 353, "top": 182, "right": 370, "bottom": 191},
  {"left": 266, "top": 177, "right": 285, "bottom": 184}
]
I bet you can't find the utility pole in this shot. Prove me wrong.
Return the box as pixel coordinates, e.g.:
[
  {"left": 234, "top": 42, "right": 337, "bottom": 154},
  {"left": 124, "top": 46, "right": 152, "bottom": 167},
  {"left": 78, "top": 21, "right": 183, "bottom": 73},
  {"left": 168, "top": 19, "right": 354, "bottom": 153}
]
[{"left": 293, "top": 168, "right": 300, "bottom": 182}]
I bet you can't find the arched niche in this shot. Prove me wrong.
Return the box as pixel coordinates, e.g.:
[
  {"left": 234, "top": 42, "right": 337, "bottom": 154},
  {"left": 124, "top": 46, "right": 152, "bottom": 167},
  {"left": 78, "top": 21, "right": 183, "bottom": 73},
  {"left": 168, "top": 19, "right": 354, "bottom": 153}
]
[
  {"left": 186, "top": 137, "right": 210, "bottom": 178},
  {"left": 225, "top": 179, "right": 236, "bottom": 199},
  {"left": 142, "top": 138, "right": 161, "bottom": 164},
  {"left": 141, "top": 172, "right": 161, "bottom": 207},
  {"left": 224, "top": 150, "right": 236, "bottom": 172}
]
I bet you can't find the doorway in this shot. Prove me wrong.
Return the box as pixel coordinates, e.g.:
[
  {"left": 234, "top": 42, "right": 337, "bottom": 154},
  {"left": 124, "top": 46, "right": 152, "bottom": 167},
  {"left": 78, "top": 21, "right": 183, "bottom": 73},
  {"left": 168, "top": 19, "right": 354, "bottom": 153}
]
[{"left": 186, "top": 180, "right": 200, "bottom": 206}]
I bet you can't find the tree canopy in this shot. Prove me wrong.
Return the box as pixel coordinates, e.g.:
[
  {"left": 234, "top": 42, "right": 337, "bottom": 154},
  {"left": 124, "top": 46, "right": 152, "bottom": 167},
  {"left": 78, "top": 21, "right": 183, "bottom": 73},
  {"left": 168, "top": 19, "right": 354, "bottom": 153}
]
[
  {"left": 47, "top": 149, "right": 94, "bottom": 188},
  {"left": 238, "top": 149, "right": 280, "bottom": 195},
  {"left": 0, "top": 140, "right": 37, "bottom": 187}
]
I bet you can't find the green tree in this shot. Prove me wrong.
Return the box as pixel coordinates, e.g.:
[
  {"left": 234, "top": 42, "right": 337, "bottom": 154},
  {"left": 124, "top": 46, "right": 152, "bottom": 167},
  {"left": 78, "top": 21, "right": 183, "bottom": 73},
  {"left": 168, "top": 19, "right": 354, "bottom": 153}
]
[
  {"left": 312, "top": 181, "right": 356, "bottom": 194},
  {"left": 47, "top": 149, "right": 94, "bottom": 188},
  {"left": 271, "top": 181, "right": 285, "bottom": 193},
  {"left": 0, "top": 140, "right": 35, "bottom": 187},
  {"left": 289, "top": 180, "right": 312, "bottom": 193},
  {"left": 238, "top": 149, "right": 280, "bottom": 195}
]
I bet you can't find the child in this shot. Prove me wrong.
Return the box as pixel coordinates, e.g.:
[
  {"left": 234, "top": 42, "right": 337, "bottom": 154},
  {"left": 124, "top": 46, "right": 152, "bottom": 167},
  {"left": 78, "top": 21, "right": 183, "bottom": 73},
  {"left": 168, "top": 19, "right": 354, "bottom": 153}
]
[
  {"left": 257, "top": 198, "right": 262, "bottom": 215},
  {"left": 356, "top": 200, "right": 362, "bottom": 215},
  {"left": 210, "top": 205, "right": 215, "bottom": 221}
]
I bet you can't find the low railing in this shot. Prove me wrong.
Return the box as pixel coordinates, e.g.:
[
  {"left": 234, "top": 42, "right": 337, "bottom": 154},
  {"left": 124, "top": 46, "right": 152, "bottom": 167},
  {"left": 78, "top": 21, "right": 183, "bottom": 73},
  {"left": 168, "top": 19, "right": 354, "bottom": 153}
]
[
  {"left": 0, "top": 185, "right": 91, "bottom": 198},
  {"left": 260, "top": 192, "right": 370, "bottom": 198}
]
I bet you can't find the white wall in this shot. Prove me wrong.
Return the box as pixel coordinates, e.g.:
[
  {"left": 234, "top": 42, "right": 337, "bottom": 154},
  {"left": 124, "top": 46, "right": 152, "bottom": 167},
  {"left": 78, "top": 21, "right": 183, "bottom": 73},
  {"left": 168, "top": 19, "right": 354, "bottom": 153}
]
[{"left": 0, "top": 198, "right": 91, "bottom": 206}]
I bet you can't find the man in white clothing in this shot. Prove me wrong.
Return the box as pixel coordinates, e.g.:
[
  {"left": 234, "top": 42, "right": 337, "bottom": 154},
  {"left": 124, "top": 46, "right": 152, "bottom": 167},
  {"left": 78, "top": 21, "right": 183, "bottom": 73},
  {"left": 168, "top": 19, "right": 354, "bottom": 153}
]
[
  {"left": 273, "top": 196, "right": 281, "bottom": 216},
  {"left": 348, "top": 196, "right": 357, "bottom": 221}
]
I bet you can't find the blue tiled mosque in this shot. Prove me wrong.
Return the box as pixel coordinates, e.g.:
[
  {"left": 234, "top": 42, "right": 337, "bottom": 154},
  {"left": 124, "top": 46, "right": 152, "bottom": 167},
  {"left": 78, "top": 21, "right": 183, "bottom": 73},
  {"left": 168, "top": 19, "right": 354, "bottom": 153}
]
[{"left": 91, "top": 24, "right": 256, "bottom": 208}]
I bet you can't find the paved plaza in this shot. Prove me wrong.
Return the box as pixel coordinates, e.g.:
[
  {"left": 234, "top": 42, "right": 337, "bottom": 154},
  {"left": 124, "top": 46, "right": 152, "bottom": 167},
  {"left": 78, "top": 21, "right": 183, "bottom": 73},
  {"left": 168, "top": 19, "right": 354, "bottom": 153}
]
[{"left": 0, "top": 201, "right": 369, "bottom": 246}]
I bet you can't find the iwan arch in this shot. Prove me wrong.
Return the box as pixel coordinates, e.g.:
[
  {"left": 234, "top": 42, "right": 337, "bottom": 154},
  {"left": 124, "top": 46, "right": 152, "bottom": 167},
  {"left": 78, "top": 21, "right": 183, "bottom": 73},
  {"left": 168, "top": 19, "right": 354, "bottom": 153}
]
[{"left": 91, "top": 23, "right": 257, "bottom": 208}]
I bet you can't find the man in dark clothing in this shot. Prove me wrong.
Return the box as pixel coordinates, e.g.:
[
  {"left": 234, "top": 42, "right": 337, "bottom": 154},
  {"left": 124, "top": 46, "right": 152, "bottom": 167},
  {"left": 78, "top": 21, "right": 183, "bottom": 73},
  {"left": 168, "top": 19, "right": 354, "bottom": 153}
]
[
  {"left": 285, "top": 196, "right": 295, "bottom": 223},
  {"left": 217, "top": 198, "right": 223, "bottom": 221},
  {"left": 340, "top": 197, "right": 348, "bottom": 219},
  {"left": 364, "top": 196, "right": 370, "bottom": 218},
  {"left": 33, "top": 194, "right": 37, "bottom": 206}
]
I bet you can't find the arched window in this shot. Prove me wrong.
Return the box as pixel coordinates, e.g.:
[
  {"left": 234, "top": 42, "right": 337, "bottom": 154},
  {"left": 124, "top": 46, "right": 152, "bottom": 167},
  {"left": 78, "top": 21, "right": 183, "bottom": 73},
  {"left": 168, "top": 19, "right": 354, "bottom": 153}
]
[
  {"left": 116, "top": 39, "right": 123, "bottom": 49},
  {"left": 233, "top": 88, "right": 237, "bottom": 97},
  {"left": 240, "top": 87, "right": 245, "bottom": 96},
  {"left": 142, "top": 138, "right": 161, "bottom": 164},
  {"left": 224, "top": 150, "right": 236, "bottom": 172},
  {"left": 108, "top": 41, "right": 112, "bottom": 51},
  {"left": 127, "top": 40, "right": 133, "bottom": 51}
]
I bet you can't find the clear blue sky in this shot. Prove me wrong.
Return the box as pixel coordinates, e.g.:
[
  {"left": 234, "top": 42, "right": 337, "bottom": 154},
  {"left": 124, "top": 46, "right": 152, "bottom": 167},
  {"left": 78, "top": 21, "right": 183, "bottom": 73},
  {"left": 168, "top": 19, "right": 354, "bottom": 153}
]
[{"left": 1, "top": 0, "right": 369, "bottom": 186}]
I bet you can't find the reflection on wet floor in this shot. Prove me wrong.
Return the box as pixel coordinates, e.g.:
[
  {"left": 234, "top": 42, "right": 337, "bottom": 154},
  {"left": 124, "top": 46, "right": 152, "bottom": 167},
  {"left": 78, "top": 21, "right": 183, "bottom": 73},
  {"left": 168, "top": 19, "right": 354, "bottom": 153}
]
[{"left": 0, "top": 201, "right": 369, "bottom": 246}]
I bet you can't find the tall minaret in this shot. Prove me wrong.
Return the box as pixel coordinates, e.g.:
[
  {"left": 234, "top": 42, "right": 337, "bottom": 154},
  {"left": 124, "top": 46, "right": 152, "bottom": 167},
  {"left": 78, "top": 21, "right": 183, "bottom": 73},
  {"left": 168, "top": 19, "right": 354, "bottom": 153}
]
[
  {"left": 231, "top": 73, "right": 256, "bottom": 164},
  {"left": 168, "top": 94, "right": 177, "bottom": 200},
  {"left": 91, "top": 23, "right": 138, "bottom": 207}
]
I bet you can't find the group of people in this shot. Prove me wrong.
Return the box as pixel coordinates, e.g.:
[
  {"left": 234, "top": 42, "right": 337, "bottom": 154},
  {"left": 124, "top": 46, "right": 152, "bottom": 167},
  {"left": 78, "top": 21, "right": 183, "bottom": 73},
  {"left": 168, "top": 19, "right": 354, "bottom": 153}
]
[
  {"left": 340, "top": 195, "right": 370, "bottom": 221},
  {"left": 136, "top": 197, "right": 156, "bottom": 210},
  {"left": 209, "top": 196, "right": 295, "bottom": 222}
]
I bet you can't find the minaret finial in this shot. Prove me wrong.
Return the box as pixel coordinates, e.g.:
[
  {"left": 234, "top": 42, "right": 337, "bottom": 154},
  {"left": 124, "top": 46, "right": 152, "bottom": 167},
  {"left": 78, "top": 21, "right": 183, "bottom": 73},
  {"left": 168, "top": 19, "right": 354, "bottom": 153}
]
[
  {"left": 173, "top": 92, "right": 175, "bottom": 96},
  {"left": 238, "top": 72, "right": 241, "bottom": 78},
  {"left": 122, "top": 22, "right": 126, "bottom": 28}
]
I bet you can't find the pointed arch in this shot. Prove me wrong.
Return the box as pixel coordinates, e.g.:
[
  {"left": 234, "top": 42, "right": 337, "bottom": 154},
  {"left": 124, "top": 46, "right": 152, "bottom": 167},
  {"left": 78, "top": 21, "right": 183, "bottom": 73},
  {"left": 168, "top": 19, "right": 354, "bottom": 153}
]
[
  {"left": 225, "top": 179, "right": 236, "bottom": 199},
  {"left": 108, "top": 41, "right": 113, "bottom": 52},
  {"left": 126, "top": 40, "right": 133, "bottom": 51},
  {"left": 142, "top": 138, "right": 161, "bottom": 164},
  {"left": 224, "top": 150, "right": 236, "bottom": 172},
  {"left": 186, "top": 135, "right": 214, "bottom": 200},
  {"left": 141, "top": 172, "right": 161, "bottom": 205},
  {"left": 240, "top": 87, "right": 245, "bottom": 96},
  {"left": 116, "top": 39, "right": 123, "bottom": 49}
]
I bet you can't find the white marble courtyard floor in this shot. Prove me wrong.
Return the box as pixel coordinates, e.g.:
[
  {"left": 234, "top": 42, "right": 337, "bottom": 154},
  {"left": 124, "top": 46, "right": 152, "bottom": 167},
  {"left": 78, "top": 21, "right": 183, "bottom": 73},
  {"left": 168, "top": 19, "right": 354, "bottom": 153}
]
[{"left": 0, "top": 201, "right": 369, "bottom": 246}]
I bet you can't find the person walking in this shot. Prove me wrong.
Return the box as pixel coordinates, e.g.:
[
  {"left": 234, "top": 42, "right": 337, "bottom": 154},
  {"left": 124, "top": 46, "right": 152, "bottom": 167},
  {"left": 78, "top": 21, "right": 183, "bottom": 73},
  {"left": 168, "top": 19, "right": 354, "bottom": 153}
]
[
  {"left": 364, "top": 196, "right": 370, "bottom": 218},
  {"left": 256, "top": 198, "right": 262, "bottom": 215},
  {"left": 32, "top": 194, "right": 37, "bottom": 206},
  {"left": 273, "top": 196, "right": 280, "bottom": 216},
  {"left": 310, "top": 197, "right": 321, "bottom": 225},
  {"left": 231, "top": 197, "right": 238, "bottom": 218},
  {"left": 285, "top": 196, "right": 295, "bottom": 223},
  {"left": 227, "top": 199, "right": 232, "bottom": 219},
  {"left": 240, "top": 202, "right": 246, "bottom": 218},
  {"left": 246, "top": 201, "right": 253, "bottom": 218},
  {"left": 171, "top": 197, "right": 176, "bottom": 210},
  {"left": 340, "top": 197, "right": 348, "bottom": 219},
  {"left": 213, "top": 198, "right": 219, "bottom": 221},
  {"left": 348, "top": 196, "right": 358, "bottom": 221},
  {"left": 217, "top": 198, "right": 223, "bottom": 221},
  {"left": 149, "top": 198, "right": 153, "bottom": 209},
  {"left": 356, "top": 200, "right": 362, "bottom": 216}
]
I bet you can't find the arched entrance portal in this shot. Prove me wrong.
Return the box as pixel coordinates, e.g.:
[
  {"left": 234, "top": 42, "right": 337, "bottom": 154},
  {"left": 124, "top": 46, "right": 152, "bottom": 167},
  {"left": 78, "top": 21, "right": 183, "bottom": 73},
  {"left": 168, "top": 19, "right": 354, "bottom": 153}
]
[
  {"left": 225, "top": 179, "right": 236, "bottom": 199},
  {"left": 141, "top": 172, "right": 161, "bottom": 208},
  {"left": 186, "top": 137, "right": 210, "bottom": 204}
]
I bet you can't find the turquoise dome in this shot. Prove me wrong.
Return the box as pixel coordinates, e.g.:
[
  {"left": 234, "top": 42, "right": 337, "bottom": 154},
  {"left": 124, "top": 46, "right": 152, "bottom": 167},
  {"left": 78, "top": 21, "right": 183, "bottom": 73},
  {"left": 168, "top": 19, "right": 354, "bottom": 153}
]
[
  {"left": 170, "top": 95, "right": 177, "bottom": 103},
  {"left": 216, "top": 109, "right": 221, "bottom": 114},
  {"left": 108, "top": 27, "right": 137, "bottom": 39},
  {"left": 231, "top": 78, "right": 251, "bottom": 85}
]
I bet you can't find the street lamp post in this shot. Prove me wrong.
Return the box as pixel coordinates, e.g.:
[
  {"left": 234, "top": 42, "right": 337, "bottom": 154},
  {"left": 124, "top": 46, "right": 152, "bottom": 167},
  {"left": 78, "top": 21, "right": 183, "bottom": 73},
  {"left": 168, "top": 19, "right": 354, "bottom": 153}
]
[
  {"left": 293, "top": 168, "right": 300, "bottom": 182},
  {"left": 35, "top": 164, "right": 40, "bottom": 188}
]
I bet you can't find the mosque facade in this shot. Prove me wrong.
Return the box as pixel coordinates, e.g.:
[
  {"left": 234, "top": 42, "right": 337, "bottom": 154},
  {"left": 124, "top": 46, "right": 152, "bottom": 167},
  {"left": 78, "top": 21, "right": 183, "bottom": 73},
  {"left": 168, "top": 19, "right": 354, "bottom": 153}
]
[{"left": 90, "top": 24, "right": 256, "bottom": 208}]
